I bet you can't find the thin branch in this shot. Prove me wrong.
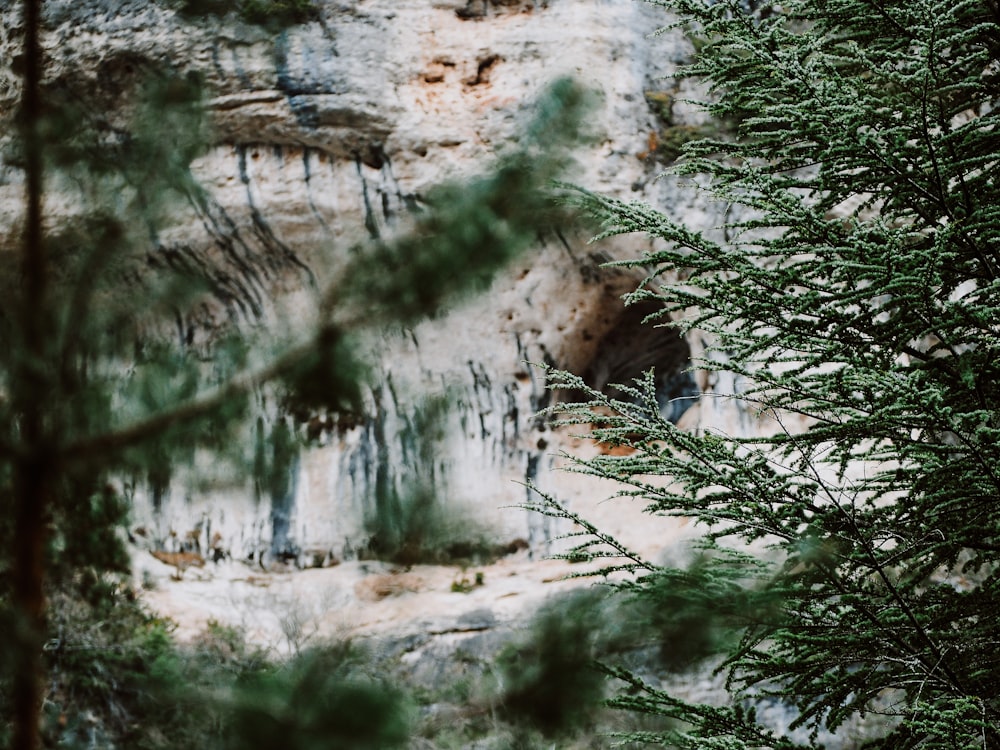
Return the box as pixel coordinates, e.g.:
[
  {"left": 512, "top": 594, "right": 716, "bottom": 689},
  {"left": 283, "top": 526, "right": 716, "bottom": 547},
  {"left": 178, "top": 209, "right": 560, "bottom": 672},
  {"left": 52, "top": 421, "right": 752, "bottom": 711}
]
[{"left": 59, "top": 333, "right": 316, "bottom": 464}]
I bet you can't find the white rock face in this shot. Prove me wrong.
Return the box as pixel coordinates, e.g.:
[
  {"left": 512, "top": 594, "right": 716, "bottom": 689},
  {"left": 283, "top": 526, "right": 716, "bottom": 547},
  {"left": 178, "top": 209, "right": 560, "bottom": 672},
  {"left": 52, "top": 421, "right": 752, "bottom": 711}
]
[{"left": 1, "top": 0, "right": 759, "bottom": 570}]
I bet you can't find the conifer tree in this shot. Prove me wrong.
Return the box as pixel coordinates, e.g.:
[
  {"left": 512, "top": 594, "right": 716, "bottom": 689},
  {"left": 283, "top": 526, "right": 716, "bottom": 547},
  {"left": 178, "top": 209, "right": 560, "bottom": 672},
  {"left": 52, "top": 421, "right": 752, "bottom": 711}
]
[
  {"left": 536, "top": 0, "right": 1000, "bottom": 746},
  {"left": 0, "top": 1, "right": 589, "bottom": 746}
]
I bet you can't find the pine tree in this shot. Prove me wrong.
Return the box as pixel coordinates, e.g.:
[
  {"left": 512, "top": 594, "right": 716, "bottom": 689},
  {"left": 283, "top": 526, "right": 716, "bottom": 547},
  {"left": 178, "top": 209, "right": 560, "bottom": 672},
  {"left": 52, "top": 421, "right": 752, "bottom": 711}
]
[
  {"left": 0, "top": 1, "right": 590, "bottom": 746},
  {"left": 535, "top": 0, "right": 1000, "bottom": 746}
]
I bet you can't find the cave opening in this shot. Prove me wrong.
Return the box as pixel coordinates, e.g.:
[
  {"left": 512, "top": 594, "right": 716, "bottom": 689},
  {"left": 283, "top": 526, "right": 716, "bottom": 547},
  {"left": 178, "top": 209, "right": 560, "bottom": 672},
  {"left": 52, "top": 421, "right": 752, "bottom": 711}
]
[{"left": 569, "top": 298, "right": 698, "bottom": 424}]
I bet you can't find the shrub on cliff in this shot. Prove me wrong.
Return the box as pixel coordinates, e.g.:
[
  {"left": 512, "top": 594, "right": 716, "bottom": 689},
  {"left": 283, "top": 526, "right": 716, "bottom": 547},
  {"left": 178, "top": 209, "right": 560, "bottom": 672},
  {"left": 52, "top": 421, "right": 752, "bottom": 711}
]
[{"left": 536, "top": 0, "right": 1000, "bottom": 746}]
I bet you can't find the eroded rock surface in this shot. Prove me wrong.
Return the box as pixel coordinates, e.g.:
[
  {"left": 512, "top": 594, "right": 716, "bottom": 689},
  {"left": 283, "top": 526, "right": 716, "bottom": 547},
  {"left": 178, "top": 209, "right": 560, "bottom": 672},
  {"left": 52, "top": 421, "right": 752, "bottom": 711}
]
[{"left": 1, "top": 0, "right": 761, "bottom": 579}]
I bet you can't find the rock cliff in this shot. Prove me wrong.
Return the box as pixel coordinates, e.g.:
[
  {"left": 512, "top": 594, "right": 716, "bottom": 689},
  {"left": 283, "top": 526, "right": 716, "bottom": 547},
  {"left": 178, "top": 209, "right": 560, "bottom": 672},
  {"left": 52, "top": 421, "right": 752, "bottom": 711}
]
[{"left": 0, "top": 0, "right": 758, "bottom": 571}]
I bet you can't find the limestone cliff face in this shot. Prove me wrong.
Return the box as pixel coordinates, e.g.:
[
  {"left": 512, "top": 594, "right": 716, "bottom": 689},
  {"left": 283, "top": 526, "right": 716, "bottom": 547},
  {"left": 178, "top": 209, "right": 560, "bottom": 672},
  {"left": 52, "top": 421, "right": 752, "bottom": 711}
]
[{"left": 0, "top": 0, "right": 760, "bottom": 566}]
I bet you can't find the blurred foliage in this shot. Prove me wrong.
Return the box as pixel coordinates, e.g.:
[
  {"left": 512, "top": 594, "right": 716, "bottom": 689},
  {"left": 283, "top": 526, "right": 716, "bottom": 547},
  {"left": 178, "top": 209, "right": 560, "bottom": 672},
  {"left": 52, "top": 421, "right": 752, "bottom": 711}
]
[
  {"left": 0, "top": 63, "right": 591, "bottom": 577},
  {"left": 335, "top": 76, "right": 592, "bottom": 326},
  {"left": 279, "top": 328, "right": 368, "bottom": 418},
  {"left": 17, "top": 582, "right": 405, "bottom": 750},
  {"left": 497, "top": 589, "right": 609, "bottom": 737},
  {"left": 2, "top": 581, "right": 694, "bottom": 750},
  {"left": 614, "top": 546, "right": 785, "bottom": 673},
  {"left": 2, "top": 1, "right": 593, "bottom": 739},
  {"left": 18, "top": 583, "right": 245, "bottom": 748},
  {"left": 225, "top": 644, "right": 410, "bottom": 750},
  {"left": 493, "top": 555, "right": 781, "bottom": 740}
]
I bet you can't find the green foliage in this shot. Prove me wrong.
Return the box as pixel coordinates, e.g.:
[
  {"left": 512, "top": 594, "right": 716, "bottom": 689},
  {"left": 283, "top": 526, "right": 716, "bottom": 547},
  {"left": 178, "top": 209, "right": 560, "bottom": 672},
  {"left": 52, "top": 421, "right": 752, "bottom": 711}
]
[
  {"left": 27, "top": 585, "right": 406, "bottom": 750},
  {"left": 450, "top": 570, "right": 485, "bottom": 592},
  {"left": 655, "top": 123, "right": 716, "bottom": 163},
  {"left": 498, "top": 589, "right": 610, "bottom": 736},
  {"left": 31, "top": 585, "right": 246, "bottom": 749},
  {"left": 339, "top": 77, "right": 591, "bottom": 325},
  {"left": 0, "top": 69, "right": 231, "bottom": 595},
  {"left": 544, "top": 0, "right": 1000, "bottom": 747},
  {"left": 643, "top": 89, "right": 717, "bottom": 163},
  {"left": 225, "top": 644, "right": 410, "bottom": 750},
  {"left": 619, "top": 546, "right": 783, "bottom": 673},
  {"left": 280, "top": 329, "right": 368, "bottom": 417},
  {"left": 644, "top": 90, "right": 676, "bottom": 123}
]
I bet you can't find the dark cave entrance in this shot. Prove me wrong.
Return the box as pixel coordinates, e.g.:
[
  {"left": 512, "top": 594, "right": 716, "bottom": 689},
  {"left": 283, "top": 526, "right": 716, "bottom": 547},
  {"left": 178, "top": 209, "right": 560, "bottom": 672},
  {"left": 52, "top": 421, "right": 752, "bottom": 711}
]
[{"left": 569, "top": 298, "right": 698, "bottom": 424}]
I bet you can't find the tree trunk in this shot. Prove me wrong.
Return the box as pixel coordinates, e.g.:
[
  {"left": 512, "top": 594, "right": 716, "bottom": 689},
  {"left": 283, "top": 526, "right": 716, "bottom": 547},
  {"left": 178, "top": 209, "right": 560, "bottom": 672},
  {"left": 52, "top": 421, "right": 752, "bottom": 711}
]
[{"left": 12, "top": 0, "right": 48, "bottom": 748}]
